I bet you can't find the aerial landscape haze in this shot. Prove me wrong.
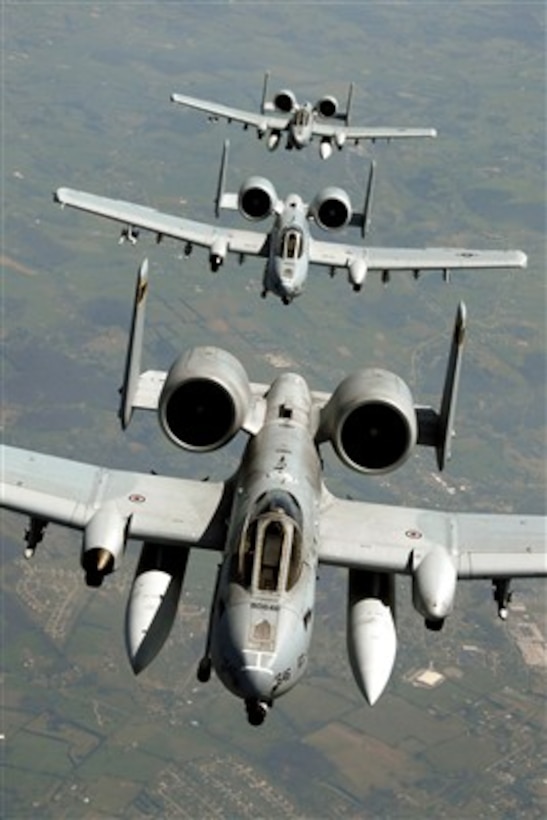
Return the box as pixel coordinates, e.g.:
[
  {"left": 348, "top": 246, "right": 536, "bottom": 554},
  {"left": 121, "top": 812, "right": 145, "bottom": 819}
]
[{"left": 1, "top": 2, "right": 545, "bottom": 818}]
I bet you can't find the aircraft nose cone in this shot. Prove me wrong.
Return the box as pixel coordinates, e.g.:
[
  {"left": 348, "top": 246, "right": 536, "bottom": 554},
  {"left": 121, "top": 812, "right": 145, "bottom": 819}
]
[{"left": 239, "top": 665, "right": 276, "bottom": 700}]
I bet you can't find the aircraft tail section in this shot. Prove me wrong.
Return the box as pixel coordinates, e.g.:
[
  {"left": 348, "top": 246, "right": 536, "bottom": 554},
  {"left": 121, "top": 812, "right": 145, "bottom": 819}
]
[
  {"left": 349, "top": 161, "right": 375, "bottom": 238},
  {"left": 343, "top": 81, "right": 354, "bottom": 125},
  {"left": 119, "top": 259, "right": 149, "bottom": 429},
  {"left": 436, "top": 301, "right": 466, "bottom": 470},
  {"left": 215, "top": 140, "right": 238, "bottom": 216},
  {"left": 415, "top": 302, "right": 467, "bottom": 470},
  {"left": 260, "top": 71, "right": 271, "bottom": 113}
]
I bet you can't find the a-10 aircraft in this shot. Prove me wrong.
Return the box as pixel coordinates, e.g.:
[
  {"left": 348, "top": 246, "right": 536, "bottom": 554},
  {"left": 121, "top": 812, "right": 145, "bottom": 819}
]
[
  {"left": 54, "top": 141, "right": 528, "bottom": 305},
  {"left": 171, "top": 71, "right": 438, "bottom": 159},
  {"left": 2, "top": 260, "right": 545, "bottom": 725}
]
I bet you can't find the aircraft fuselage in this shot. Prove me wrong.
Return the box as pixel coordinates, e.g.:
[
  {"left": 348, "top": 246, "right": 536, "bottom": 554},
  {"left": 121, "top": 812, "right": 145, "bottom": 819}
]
[
  {"left": 264, "top": 194, "right": 311, "bottom": 303},
  {"left": 286, "top": 103, "right": 315, "bottom": 150},
  {"left": 210, "top": 373, "right": 322, "bottom": 720}
]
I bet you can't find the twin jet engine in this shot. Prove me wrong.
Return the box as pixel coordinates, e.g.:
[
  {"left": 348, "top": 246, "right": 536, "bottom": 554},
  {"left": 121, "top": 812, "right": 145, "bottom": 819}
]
[
  {"left": 236, "top": 176, "right": 355, "bottom": 231},
  {"left": 157, "top": 345, "right": 427, "bottom": 476},
  {"left": 271, "top": 88, "right": 342, "bottom": 119}
]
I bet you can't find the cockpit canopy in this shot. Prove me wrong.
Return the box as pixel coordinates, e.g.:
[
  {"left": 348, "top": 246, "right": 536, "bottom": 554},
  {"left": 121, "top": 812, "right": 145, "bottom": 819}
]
[
  {"left": 232, "top": 491, "right": 303, "bottom": 593},
  {"left": 278, "top": 228, "right": 304, "bottom": 261},
  {"left": 294, "top": 108, "right": 311, "bottom": 128}
]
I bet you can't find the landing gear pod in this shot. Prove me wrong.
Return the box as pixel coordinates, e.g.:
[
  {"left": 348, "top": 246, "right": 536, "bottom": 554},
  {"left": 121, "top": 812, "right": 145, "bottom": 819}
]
[
  {"left": 82, "top": 506, "right": 128, "bottom": 587},
  {"left": 412, "top": 547, "right": 457, "bottom": 628}
]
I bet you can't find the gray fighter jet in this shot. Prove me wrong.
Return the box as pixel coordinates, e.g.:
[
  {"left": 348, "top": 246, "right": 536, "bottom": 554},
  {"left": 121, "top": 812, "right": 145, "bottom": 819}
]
[
  {"left": 54, "top": 142, "right": 528, "bottom": 305},
  {"left": 2, "top": 260, "right": 545, "bottom": 725},
  {"left": 171, "top": 71, "right": 437, "bottom": 159}
]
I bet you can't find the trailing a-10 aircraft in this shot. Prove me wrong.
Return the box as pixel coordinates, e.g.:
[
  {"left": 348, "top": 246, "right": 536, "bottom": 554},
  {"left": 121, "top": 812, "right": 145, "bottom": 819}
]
[
  {"left": 54, "top": 141, "right": 527, "bottom": 305},
  {"left": 171, "top": 71, "right": 438, "bottom": 159},
  {"left": 2, "top": 260, "right": 544, "bottom": 726}
]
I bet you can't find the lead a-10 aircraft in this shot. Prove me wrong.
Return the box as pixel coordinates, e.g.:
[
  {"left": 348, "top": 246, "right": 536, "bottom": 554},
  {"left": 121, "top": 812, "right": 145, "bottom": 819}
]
[
  {"left": 54, "top": 142, "right": 528, "bottom": 305},
  {"left": 2, "top": 260, "right": 545, "bottom": 725},
  {"left": 171, "top": 71, "right": 438, "bottom": 159}
]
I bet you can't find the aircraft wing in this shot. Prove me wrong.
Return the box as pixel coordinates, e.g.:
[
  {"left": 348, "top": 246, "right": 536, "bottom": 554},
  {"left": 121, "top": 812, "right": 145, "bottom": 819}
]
[
  {"left": 54, "top": 188, "right": 269, "bottom": 259},
  {"left": 318, "top": 491, "right": 546, "bottom": 579},
  {"left": 308, "top": 239, "right": 528, "bottom": 274},
  {"left": 0, "top": 445, "right": 230, "bottom": 550},
  {"left": 312, "top": 122, "right": 437, "bottom": 141},
  {"left": 170, "top": 92, "right": 288, "bottom": 133}
]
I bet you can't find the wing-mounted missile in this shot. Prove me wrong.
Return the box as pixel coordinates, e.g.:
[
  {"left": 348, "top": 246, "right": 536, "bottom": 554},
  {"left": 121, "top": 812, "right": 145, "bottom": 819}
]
[
  {"left": 159, "top": 346, "right": 252, "bottom": 451},
  {"left": 347, "top": 570, "right": 397, "bottom": 705},
  {"left": 125, "top": 541, "right": 189, "bottom": 673},
  {"left": 82, "top": 505, "right": 129, "bottom": 587},
  {"left": 23, "top": 516, "right": 48, "bottom": 559},
  {"left": 492, "top": 577, "right": 513, "bottom": 620},
  {"left": 118, "top": 226, "right": 140, "bottom": 245}
]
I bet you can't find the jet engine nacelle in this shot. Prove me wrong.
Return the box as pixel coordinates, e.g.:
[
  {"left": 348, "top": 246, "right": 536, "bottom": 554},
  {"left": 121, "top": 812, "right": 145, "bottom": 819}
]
[
  {"left": 309, "top": 186, "right": 352, "bottom": 231},
  {"left": 316, "top": 95, "right": 339, "bottom": 118},
  {"left": 82, "top": 506, "right": 128, "bottom": 587},
  {"left": 159, "top": 346, "right": 251, "bottom": 451},
  {"left": 273, "top": 89, "right": 297, "bottom": 113},
  {"left": 238, "top": 176, "right": 278, "bottom": 221},
  {"left": 318, "top": 368, "right": 418, "bottom": 474}
]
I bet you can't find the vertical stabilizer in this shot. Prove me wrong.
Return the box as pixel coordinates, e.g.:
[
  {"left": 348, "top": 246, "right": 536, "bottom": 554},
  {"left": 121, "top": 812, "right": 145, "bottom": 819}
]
[
  {"left": 119, "top": 259, "right": 149, "bottom": 429},
  {"left": 349, "top": 161, "right": 375, "bottom": 238},
  {"left": 344, "top": 81, "right": 354, "bottom": 125},
  {"left": 361, "top": 160, "right": 375, "bottom": 239},
  {"left": 260, "top": 71, "right": 271, "bottom": 113},
  {"left": 215, "top": 140, "right": 237, "bottom": 215},
  {"left": 436, "top": 302, "right": 466, "bottom": 470}
]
